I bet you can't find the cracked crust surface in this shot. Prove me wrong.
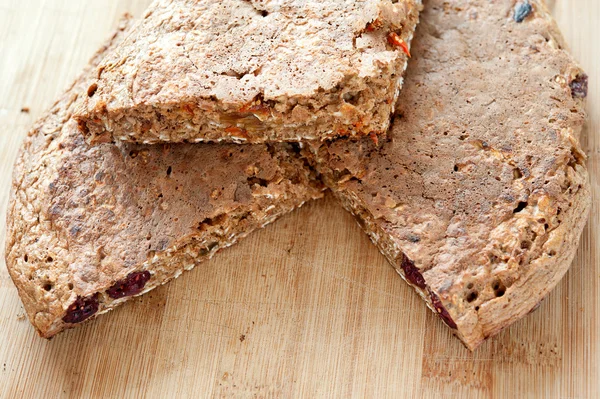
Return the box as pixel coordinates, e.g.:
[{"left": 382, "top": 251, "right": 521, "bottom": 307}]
[
  {"left": 311, "top": 0, "right": 591, "bottom": 350},
  {"left": 5, "top": 17, "right": 323, "bottom": 338},
  {"left": 74, "top": 0, "right": 422, "bottom": 144}
]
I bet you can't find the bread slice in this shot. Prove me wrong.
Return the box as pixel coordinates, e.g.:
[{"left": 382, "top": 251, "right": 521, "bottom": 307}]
[
  {"left": 310, "top": 0, "right": 591, "bottom": 350},
  {"left": 73, "top": 0, "right": 422, "bottom": 144},
  {"left": 5, "top": 17, "right": 323, "bottom": 339}
]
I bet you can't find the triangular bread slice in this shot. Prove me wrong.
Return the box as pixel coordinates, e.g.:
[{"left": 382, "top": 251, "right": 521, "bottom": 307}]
[
  {"left": 310, "top": 0, "right": 591, "bottom": 350},
  {"left": 74, "top": 0, "right": 422, "bottom": 144},
  {"left": 5, "top": 17, "right": 323, "bottom": 338}
]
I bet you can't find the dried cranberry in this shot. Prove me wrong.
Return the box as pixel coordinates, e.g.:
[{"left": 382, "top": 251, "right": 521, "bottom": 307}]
[
  {"left": 570, "top": 74, "right": 589, "bottom": 98},
  {"left": 62, "top": 294, "right": 99, "bottom": 324},
  {"left": 400, "top": 256, "right": 426, "bottom": 289},
  {"left": 514, "top": 1, "right": 533, "bottom": 23},
  {"left": 430, "top": 291, "right": 458, "bottom": 329},
  {"left": 106, "top": 271, "right": 151, "bottom": 299}
]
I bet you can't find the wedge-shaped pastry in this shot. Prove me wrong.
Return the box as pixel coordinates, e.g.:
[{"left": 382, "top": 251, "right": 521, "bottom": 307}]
[
  {"left": 5, "top": 18, "right": 323, "bottom": 338},
  {"left": 74, "top": 0, "right": 422, "bottom": 144},
  {"left": 311, "top": 0, "right": 591, "bottom": 350}
]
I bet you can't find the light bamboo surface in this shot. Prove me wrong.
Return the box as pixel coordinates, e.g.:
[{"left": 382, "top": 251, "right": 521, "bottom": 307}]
[{"left": 0, "top": 1, "right": 598, "bottom": 397}]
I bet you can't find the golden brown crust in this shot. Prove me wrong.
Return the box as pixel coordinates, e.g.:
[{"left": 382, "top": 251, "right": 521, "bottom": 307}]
[
  {"left": 5, "top": 17, "right": 323, "bottom": 338},
  {"left": 74, "top": 0, "right": 422, "bottom": 144},
  {"left": 310, "top": 0, "right": 591, "bottom": 350}
]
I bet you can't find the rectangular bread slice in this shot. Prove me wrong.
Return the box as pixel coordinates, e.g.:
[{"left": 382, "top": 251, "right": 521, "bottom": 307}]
[
  {"left": 5, "top": 16, "right": 323, "bottom": 339},
  {"left": 309, "top": 0, "right": 591, "bottom": 350},
  {"left": 73, "top": 0, "right": 422, "bottom": 144}
]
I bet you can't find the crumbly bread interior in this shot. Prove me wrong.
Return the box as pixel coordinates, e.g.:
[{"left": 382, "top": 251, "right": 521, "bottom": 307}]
[{"left": 75, "top": 0, "right": 422, "bottom": 144}]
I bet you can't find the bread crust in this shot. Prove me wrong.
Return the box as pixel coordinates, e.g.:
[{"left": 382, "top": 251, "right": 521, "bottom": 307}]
[
  {"left": 311, "top": 0, "right": 591, "bottom": 350},
  {"left": 74, "top": 0, "right": 422, "bottom": 144},
  {"left": 5, "top": 17, "right": 323, "bottom": 338}
]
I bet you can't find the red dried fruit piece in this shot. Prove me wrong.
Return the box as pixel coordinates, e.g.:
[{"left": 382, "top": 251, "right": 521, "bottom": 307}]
[
  {"left": 225, "top": 126, "right": 250, "bottom": 139},
  {"left": 106, "top": 271, "right": 152, "bottom": 299},
  {"left": 369, "top": 132, "right": 379, "bottom": 146},
  {"left": 62, "top": 294, "right": 100, "bottom": 324},
  {"left": 239, "top": 101, "right": 271, "bottom": 118},
  {"left": 430, "top": 291, "right": 458, "bottom": 329},
  {"left": 400, "top": 256, "right": 426, "bottom": 289},
  {"left": 570, "top": 74, "right": 588, "bottom": 98},
  {"left": 239, "top": 96, "right": 271, "bottom": 122},
  {"left": 182, "top": 104, "right": 195, "bottom": 115},
  {"left": 365, "top": 18, "right": 383, "bottom": 32},
  {"left": 387, "top": 32, "right": 411, "bottom": 58}
]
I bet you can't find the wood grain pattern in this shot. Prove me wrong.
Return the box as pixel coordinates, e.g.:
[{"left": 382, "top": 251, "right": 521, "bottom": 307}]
[{"left": 0, "top": 1, "right": 597, "bottom": 397}]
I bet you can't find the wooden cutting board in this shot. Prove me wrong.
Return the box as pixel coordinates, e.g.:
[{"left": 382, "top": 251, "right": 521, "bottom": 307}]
[{"left": 0, "top": 1, "right": 597, "bottom": 397}]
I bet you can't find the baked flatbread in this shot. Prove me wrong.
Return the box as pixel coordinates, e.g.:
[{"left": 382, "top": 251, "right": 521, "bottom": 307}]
[
  {"left": 5, "top": 17, "right": 323, "bottom": 338},
  {"left": 311, "top": 0, "right": 591, "bottom": 350},
  {"left": 74, "top": 0, "right": 421, "bottom": 144}
]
